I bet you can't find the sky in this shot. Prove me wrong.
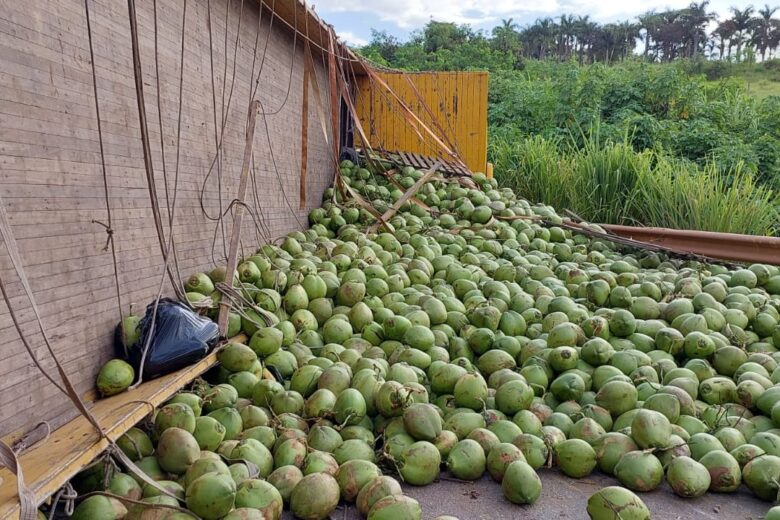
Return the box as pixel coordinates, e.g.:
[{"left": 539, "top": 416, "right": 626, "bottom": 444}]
[{"left": 309, "top": 0, "right": 750, "bottom": 47}]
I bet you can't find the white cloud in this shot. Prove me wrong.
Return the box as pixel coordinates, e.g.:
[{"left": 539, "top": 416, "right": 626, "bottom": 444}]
[
  {"left": 314, "top": 0, "right": 737, "bottom": 29},
  {"left": 314, "top": 0, "right": 561, "bottom": 29},
  {"left": 337, "top": 30, "right": 369, "bottom": 46}
]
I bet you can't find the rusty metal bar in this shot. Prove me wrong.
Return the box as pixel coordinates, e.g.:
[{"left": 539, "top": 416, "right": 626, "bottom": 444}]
[{"left": 600, "top": 224, "right": 780, "bottom": 266}]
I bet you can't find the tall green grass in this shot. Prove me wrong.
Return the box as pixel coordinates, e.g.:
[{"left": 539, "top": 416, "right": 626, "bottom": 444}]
[{"left": 489, "top": 134, "right": 779, "bottom": 236}]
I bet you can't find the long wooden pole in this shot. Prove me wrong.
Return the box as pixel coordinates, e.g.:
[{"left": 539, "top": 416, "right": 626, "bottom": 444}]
[
  {"left": 218, "top": 101, "right": 259, "bottom": 335},
  {"left": 299, "top": 43, "right": 311, "bottom": 209}
]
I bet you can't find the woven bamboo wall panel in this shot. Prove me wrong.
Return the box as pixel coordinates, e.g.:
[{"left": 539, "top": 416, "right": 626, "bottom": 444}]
[{"left": 0, "top": 0, "right": 334, "bottom": 439}]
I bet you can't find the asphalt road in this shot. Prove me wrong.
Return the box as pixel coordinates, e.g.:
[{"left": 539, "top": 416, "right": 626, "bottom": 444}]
[{"left": 283, "top": 468, "right": 773, "bottom": 520}]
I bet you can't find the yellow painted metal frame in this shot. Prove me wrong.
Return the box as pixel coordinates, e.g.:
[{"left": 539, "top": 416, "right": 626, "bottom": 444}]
[
  {"left": 0, "top": 336, "right": 250, "bottom": 519},
  {"left": 355, "top": 71, "right": 489, "bottom": 173}
]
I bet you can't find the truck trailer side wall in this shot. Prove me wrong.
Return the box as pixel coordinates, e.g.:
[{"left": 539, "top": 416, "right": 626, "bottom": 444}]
[{"left": 0, "top": 0, "right": 333, "bottom": 439}]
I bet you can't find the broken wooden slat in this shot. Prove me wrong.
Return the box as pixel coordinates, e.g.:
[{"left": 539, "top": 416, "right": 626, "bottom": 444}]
[
  {"left": 369, "top": 160, "right": 442, "bottom": 233},
  {"left": 299, "top": 43, "right": 311, "bottom": 209},
  {"left": 384, "top": 175, "right": 432, "bottom": 213},
  {"left": 218, "top": 101, "right": 259, "bottom": 335}
]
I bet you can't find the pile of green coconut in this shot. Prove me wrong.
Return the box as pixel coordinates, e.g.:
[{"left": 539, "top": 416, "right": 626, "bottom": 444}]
[{"left": 79, "top": 161, "right": 780, "bottom": 520}]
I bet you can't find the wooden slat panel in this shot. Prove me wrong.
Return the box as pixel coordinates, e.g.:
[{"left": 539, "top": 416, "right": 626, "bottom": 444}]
[
  {"left": 0, "top": 0, "right": 335, "bottom": 444},
  {"left": 355, "top": 71, "right": 488, "bottom": 173}
]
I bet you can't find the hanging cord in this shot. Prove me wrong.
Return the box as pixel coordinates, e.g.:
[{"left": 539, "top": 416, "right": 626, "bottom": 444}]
[
  {"left": 244, "top": 1, "right": 272, "bottom": 246},
  {"left": 0, "top": 441, "right": 37, "bottom": 520},
  {"left": 47, "top": 481, "right": 77, "bottom": 519},
  {"left": 130, "top": 0, "right": 189, "bottom": 390},
  {"left": 253, "top": 2, "right": 304, "bottom": 229},
  {"left": 126, "top": 0, "right": 186, "bottom": 302},
  {"left": 0, "top": 422, "right": 51, "bottom": 520},
  {"left": 82, "top": 0, "right": 126, "bottom": 355},
  {"left": 0, "top": 3, "right": 196, "bottom": 514},
  {"left": 256, "top": 0, "right": 297, "bottom": 117},
  {"left": 201, "top": 0, "right": 247, "bottom": 265},
  {"left": 254, "top": 0, "right": 364, "bottom": 64},
  {"left": 203, "top": 0, "right": 227, "bottom": 266},
  {"left": 152, "top": 0, "right": 187, "bottom": 297},
  {"left": 249, "top": 0, "right": 275, "bottom": 104},
  {"left": 0, "top": 194, "right": 110, "bottom": 519},
  {"left": 0, "top": 200, "right": 103, "bottom": 431}
]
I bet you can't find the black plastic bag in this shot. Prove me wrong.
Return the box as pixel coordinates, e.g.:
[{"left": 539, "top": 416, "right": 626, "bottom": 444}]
[{"left": 121, "top": 298, "right": 219, "bottom": 380}]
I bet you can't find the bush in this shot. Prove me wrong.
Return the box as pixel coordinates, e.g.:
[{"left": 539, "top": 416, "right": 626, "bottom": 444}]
[
  {"left": 490, "top": 133, "right": 778, "bottom": 236},
  {"left": 488, "top": 60, "right": 780, "bottom": 188}
]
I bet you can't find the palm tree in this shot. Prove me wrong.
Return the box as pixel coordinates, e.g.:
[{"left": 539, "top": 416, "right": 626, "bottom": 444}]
[
  {"left": 730, "top": 6, "right": 756, "bottom": 62},
  {"left": 713, "top": 19, "right": 737, "bottom": 60},
  {"left": 683, "top": 1, "right": 717, "bottom": 58},
  {"left": 751, "top": 4, "right": 779, "bottom": 60},
  {"left": 638, "top": 11, "right": 660, "bottom": 60},
  {"left": 654, "top": 9, "right": 686, "bottom": 61},
  {"left": 614, "top": 21, "right": 641, "bottom": 61},
  {"left": 531, "top": 18, "right": 558, "bottom": 60},
  {"left": 771, "top": 20, "right": 780, "bottom": 58},
  {"left": 492, "top": 18, "right": 520, "bottom": 54},
  {"left": 574, "top": 15, "right": 599, "bottom": 63},
  {"left": 558, "top": 14, "right": 577, "bottom": 59}
]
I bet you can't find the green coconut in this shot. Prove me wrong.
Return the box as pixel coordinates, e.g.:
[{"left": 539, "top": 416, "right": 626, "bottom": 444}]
[
  {"left": 586, "top": 486, "right": 650, "bottom": 520},
  {"left": 96, "top": 359, "right": 135, "bottom": 397}
]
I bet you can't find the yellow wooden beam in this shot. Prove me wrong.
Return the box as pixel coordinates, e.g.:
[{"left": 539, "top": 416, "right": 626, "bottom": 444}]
[{"left": 0, "top": 335, "right": 246, "bottom": 520}]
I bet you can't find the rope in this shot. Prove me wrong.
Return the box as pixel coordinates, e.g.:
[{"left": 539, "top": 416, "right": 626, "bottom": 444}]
[
  {"left": 201, "top": 0, "right": 247, "bottom": 265},
  {"left": 249, "top": 0, "right": 305, "bottom": 228},
  {"left": 152, "top": 0, "right": 187, "bottom": 300},
  {"left": 203, "top": 0, "right": 228, "bottom": 258},
  {"left": 83, "top": 0, "right": 126, "bottom": 355},
  {"left": 0, "top": 198, "right": 104, "bottom": 434},
  {"left": 11, "top": 422, "right": 51, "bottom": 455},
  {"left": 245, "top": 0, "right": 276, "bottom": 246},
  {"left": 77, "top": 489, "right": 198, "bottom": 518},
  {"left": 126, "top": 0, "right": 186, "bottom": 302},
  {"left": 255, "top": 0, "right": 364, "bottom": 64},
  {"left": 0, "top": 441, "right": 38, "bottom": 520},
  {"left": 128, "top": 0, "right": 189, "bottom": 389},
  {"left": 0, "top": 194, "right": 113, "bottom": 518},
  {"left": 257, "top": 99, "right": 306, "bottom": 229},
  {"left": 47, "top": 481, "right": 77, "bottom": 519}
]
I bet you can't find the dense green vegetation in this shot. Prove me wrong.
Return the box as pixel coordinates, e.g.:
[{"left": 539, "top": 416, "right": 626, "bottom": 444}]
[
  {"left": 356, "top": 14, "right": 780, "bottom": 235},
  {"left": 491, "top": 135, "right": 778, "bottom": 236},
  {"left": 488, "top": 61, "right": 780, "bottom": 189}
]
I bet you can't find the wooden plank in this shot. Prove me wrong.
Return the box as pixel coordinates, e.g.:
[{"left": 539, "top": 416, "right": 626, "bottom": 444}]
[
  {"left": 299, "top": 43, "right": 311, "bottom": 210},
  {"left": 368, "top": 161, "right": 441, "bottom": 234},
  {"left": 0, "top": 334, "right": 247, "bottom": 520},
  {"left": 384, "top": 174, "right": 431, "bottom": 212},
  {"left": 217, "top": 100, "right": 259, "bottom": 334},
  {"left": 326, "top": 28, "right": 340, "bottom": 162}
]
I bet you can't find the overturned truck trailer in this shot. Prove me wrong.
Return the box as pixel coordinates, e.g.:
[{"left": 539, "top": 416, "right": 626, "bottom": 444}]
[{"left": 0, "top": 0, "right": 489, "bottom": 516}]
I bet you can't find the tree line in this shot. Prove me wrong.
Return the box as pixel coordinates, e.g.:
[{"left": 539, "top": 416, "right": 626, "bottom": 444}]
[{"left": 358, "top": 2, "right": 780, "bottom": 69}]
